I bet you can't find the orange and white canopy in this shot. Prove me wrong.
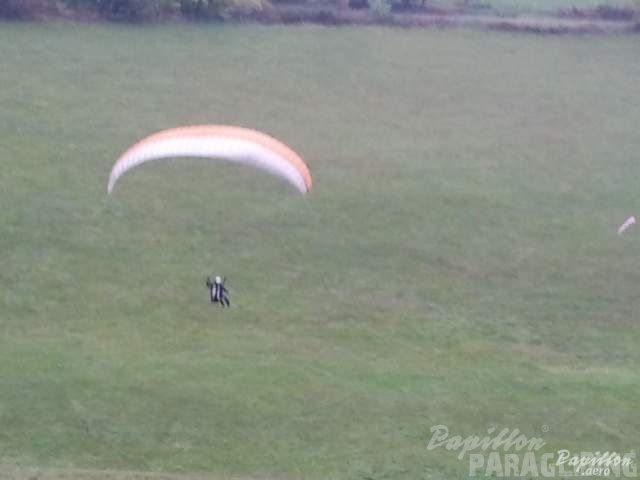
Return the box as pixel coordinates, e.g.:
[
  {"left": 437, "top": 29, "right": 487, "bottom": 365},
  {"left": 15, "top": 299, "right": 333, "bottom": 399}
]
[{"left": 107, "top": 125, "right": 312, "bottom": 194}]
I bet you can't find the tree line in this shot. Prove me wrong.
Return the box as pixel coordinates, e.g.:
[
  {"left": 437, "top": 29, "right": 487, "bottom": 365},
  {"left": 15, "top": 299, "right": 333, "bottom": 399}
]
[
  {"left": 1, "top": 0, "right": 639, "bottom": 23},
  {"left": 0, "top": 0, "right": 270, "bottom": 21}
]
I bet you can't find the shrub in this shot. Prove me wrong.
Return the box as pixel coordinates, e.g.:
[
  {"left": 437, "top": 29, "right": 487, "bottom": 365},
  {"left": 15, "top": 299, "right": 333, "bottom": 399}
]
[
  {"left": 179, "top": 0, "right": 268, "bottom": 19},
  {"left": 0, "top": 0, "right": 58, "bottom": 19},
  {"left": 97, "top": 0, "right": 177, "bottom": 21},
  {"left": 594, "top": 4, "right": 633, "bottom": 20},
  {"left": 368, "top": 0, "right": 391, "bottom": 18},
  {"left": 180, "top": 0, "right": 221, "bottom": 18},
  {"left": 0, "top": 0, "right": 27, "bottom": 18},
  {"left": 61, "top": 0, "right": 179, "bottom": 20},
  {"left": 223, "top": 0, "right": 269, "bottom": 17},
  {"left": 348, "top": 0, "right": 368, "bottom": 9}
]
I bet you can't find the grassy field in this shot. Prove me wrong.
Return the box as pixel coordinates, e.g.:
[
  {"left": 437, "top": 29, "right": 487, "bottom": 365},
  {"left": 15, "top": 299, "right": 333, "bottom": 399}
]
[{"left": 1, "top": 23, "right": 639, "bottom": 480}]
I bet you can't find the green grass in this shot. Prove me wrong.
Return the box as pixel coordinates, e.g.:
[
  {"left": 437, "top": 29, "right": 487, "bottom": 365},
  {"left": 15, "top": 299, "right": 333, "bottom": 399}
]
[{"left": 1, "top": 23, "right": 639, "bottom": 479}]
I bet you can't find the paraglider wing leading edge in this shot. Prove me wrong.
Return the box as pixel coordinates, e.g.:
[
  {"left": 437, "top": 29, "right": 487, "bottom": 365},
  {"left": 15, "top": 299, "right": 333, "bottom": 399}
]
[{"left": 107, "top": 126, "right": 312, "bottom": 194}]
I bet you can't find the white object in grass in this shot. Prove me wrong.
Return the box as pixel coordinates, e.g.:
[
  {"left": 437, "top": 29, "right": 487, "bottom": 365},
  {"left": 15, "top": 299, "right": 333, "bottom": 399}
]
[{"left": 617, "top": 216, "right": 636, "bottom": 235}]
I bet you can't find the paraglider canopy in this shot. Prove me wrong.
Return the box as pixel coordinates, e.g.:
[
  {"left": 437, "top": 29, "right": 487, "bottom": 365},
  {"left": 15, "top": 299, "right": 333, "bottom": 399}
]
[{"left": 107, "top": 125, "right": 312, "bottom": 194}]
